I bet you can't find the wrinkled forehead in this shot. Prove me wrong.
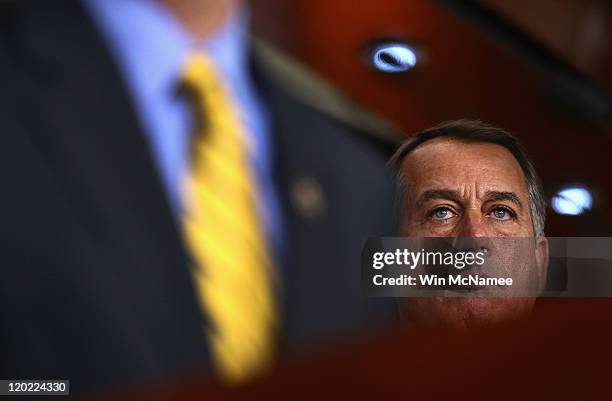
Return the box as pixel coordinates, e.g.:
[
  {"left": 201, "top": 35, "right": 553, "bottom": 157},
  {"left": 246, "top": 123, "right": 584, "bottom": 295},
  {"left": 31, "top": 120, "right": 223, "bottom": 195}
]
[{"left": 400, "top": 137, "right": 529, "bottom": 200}]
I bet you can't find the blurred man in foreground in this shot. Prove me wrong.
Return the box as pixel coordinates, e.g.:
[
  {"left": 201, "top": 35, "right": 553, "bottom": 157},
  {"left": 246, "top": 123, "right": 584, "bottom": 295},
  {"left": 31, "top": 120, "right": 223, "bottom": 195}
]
[
  {"left": 389, "top": 120, "right": 549, "bottom": 329},
  {"left": 0, "top": 0, "right": 398, "bottom": 395}
]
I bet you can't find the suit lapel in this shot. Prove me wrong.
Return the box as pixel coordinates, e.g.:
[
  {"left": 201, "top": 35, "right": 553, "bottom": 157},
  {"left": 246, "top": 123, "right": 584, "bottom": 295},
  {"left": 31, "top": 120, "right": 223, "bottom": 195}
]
[
  {"left": 250, "top": 50, "right": 335, "bottom": 350},
  {"left": 252, "top": 43, "right": 399, "bottom": 353}
]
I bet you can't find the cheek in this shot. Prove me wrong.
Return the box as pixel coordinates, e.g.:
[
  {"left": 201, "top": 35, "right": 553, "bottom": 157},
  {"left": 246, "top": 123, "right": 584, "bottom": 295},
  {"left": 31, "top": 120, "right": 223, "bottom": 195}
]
[
  {"left": 490, "top": 216, "right": 534, "bottom": 237},
  {"left": 401, "top": 218, "right": 456, "bottom": 237},
  {"left": 400, "top": 209, "right": 426, "bottom": 235},
  {"left": 489, "top": 224, "right": 523, "bottom": 237},
  {"left": 398, "top": 212, "right": 412, "bottom": 236}
]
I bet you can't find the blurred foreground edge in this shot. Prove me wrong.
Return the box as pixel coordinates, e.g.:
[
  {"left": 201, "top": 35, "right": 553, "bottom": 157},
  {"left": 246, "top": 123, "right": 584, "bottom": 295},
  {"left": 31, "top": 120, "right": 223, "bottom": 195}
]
[{"left": 105, "top": 299, "right": 612, "bottom": 401}]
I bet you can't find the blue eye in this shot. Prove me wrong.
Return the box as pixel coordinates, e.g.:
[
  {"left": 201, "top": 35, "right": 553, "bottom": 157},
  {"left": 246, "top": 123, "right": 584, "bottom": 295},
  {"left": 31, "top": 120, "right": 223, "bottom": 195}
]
[
  {"left": 491, "top": 207, "right": 513, "bottom": 220},
  {"left": 431, "top": 207, "right": 453, "bottom": 220}
]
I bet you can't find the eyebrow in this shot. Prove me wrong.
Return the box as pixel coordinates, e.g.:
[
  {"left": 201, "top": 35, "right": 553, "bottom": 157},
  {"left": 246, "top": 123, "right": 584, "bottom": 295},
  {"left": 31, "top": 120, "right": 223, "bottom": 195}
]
[
  {"left": 415, "top": 189, "right": 524, "bottom": 211},
  {"left": 416, "top": 189, "right": 462, "bottom": 209},
  {"left": 484, "top": 190, "right": 524, "bottom": 211}
]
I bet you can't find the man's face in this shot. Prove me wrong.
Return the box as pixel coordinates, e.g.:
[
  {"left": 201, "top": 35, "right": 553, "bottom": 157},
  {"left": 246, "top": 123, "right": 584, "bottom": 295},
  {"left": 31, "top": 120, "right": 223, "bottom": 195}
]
[{"left": 399, "top": 137, "right": 548, "bottom": 328}]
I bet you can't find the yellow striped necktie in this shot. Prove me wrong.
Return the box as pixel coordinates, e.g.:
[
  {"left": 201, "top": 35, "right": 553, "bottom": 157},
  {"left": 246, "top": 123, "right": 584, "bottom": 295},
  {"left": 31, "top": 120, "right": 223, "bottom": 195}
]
[{"left": 180, "top": 53, "right": 277, "bottom": 384}]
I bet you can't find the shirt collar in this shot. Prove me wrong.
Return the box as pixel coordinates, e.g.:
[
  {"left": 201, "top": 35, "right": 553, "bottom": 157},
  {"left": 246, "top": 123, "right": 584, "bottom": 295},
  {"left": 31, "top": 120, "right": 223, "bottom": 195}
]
[{"left": 82, "top": 0, "right": 251, "bottom": 99}]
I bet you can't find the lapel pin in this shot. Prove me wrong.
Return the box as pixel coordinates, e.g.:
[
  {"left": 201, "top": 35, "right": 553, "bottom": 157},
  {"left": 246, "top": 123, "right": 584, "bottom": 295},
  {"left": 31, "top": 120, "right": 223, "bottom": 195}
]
[{"left": 291, "top": 176, "right": 326, "bottom": 219}]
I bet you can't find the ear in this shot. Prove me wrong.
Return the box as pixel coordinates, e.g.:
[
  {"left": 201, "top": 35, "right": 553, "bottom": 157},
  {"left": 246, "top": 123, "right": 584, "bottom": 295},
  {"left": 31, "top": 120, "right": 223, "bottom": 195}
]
[{"left": 535, "top": 236, "right": 549, "bottom": 294}]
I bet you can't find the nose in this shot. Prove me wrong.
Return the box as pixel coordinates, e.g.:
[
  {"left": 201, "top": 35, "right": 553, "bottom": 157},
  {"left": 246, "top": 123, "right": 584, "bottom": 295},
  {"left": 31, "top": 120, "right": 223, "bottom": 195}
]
[{"left": 457, "top": 210, "right": 487, "bottom": 237}]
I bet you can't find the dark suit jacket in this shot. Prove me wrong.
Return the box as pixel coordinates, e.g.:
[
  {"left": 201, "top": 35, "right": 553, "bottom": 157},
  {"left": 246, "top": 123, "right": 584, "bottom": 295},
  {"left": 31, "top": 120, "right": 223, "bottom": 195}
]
[{"left": 0, "top": 0, "right": 399, "bottom": 396}]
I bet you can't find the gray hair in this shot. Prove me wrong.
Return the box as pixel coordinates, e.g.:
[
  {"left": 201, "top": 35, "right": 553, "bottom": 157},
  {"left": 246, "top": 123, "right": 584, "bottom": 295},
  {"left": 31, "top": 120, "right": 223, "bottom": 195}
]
[{"left": 389, "top": 119, "right": 546, "bottom": 237}]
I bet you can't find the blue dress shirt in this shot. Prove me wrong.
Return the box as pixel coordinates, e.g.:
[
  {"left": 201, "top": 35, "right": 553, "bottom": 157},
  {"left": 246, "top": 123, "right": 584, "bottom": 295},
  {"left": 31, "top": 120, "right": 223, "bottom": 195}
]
[{"left": 82, "top": 0, "right": 282, "bottom": 256}]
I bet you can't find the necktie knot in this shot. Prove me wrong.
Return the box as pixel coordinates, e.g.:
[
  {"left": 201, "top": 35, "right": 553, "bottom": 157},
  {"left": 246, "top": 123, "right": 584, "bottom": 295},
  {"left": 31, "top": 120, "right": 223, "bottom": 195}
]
[
  {"left": 181, "top": 53, "right": 223, "bottom": 98},
  {"left": 180, "top": 52, "right": 247, "bottom": 158}
]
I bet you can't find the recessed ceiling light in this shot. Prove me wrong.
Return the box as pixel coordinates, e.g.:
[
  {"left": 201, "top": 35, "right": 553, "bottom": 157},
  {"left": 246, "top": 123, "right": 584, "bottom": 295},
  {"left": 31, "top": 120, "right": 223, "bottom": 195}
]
[
  {"left": 552, "top": 186, "right": 593, "bottom": 216},
  {"left": 371, "top": 43, "right": 417, "bottom": 73}
]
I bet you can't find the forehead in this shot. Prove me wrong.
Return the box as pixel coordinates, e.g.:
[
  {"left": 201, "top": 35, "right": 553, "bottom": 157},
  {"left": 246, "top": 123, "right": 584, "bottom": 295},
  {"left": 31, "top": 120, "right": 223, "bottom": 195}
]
[{"left": 400, "top": 137, "right": 528, "bottom": 197}]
